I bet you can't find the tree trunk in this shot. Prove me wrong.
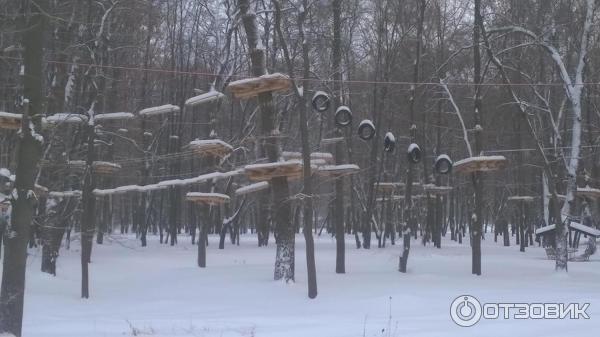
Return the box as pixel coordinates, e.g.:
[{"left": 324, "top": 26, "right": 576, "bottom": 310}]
[
  {"left": 0, "top": 2, "right": 46, "bottom": 334},
  {"left": 238, "top": 0, "right": 293, "bottom": 282}
]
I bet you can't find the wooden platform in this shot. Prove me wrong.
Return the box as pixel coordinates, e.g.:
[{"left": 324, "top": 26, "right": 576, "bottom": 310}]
[
  {"left": 34, "top": 184, "right": 49, "bottom": 198},
  {"left": 374, "top": 182, "right": 404, "bottom": 193},
  {"left": 188, "top": 139, "right": 233, "bottom": 158},
  {"left": 316, "top": 164, "right": 360, "bottom": 177},
  {"left": 186, "top": 192, "right": 230, "bottom": 205},
  {"left": 244, "top": 160, "right": 303, "bottom": 181},
  {"left": 67, "top": 160, "right": 86, "bottom": 173},
  {"left": 0, "top": 112, "right": 22, "bottom": 130},
  {"left": 282, "top": 151, "right": 334, "bottom": 164},
  {"left": 376, "top": 195, "right": 405, "bottom": 202},
  {"left": 45, "top": 113, "right": 88, "bottom": 125},
  {"left": 92, "top": 161, "right": 122, "bottom": 175},
  {"left": 423, "top": 184, "right": 453, "bottom": 195},
  {"left": 507, "top": 195, "right": 535, "bottom": 203},
  {"left": 185, "top": 90, "right": 225, "bottom": 107},
  {"left": 321, "top": 137, "right": 345, "bottom": 146},
  {"left": 453, "top": 155, "right": 507, "bottom": 174},
  {"left": 235, "top": 182, "right": 270, "bottom": 196},
  {"left": 49, "top": 190, "right": 82, "bottom": 199},
  {"left": 227, "top": 73, "right": 292, "bottom": 99},
  {"left": 139, "top": 104, "right": 180, "bottom": 117},
  {"left": 576, "top": 186, "right": 600, "bottom": 199}
]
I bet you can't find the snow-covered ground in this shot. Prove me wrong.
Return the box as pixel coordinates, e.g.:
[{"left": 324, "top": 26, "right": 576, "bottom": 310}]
[{"left": 10, "top": 233, "right": 600, "bottom": 336}]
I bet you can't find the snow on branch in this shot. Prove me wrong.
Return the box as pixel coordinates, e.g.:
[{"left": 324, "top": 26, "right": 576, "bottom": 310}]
[{"left": 93, "top": 169, "right": 243, "bottom": 196}]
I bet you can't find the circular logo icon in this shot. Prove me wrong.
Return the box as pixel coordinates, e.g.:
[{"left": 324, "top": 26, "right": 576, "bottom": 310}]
[{"left": 450, "top": 295, "right": 482, "bottom": 327}]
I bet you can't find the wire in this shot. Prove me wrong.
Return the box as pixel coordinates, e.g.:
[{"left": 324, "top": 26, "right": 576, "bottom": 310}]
[{"left": 3, "top": 55, "right": 600, "bottom": 87}]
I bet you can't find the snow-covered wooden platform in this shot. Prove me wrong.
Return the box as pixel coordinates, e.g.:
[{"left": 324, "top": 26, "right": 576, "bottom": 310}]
[
  {"left": 244, "top": 160, "right": 303, "bottom": 181},
  {"left": 235, "top": 181, "right": 270, "bottom": 196},
  {"left": 45, "top": 113, "right": 88, "bottom": 125},
  {"left": 186, "top": 192, "right": 230, "bottom": 205},
  {"left": 49, "top": 190, "right": 82, "bottom": 199},
  {"left": 34, "top": 184, "right": 49, "bottom": 197},
  {"left": 376, "top": 195, "right": 405, "bottom": 202},
  {"left": 316, "top": 164, "right": 360, "bottom": 177},
  {"left": 423, "top": 184, "right": 453, "bottom": 195},
  {"left": 139, "top": 104, "right": 180, "bottom": 117},
  {"left": 507, "top": 195, "right": 535, "bottom": 202},
  {"left": 0, "top": 111, "right": 22, "bottom": 130},
  {"left": 576, "top": 186, "right": 600, "bottom": 199},
  {"left": 188, "top": 139, "right": 233, "bottom": 158},
  {"left": 453, "top": 155, "right": 507, "bottom": 174},
  {"left": 535, "top": 224, "right": 556, "bottom": 235},
  {"left": 92, "top": 161, "right": 122, "bottom": 175},
  {"left": 321, "top": 137, "right": 345, "bottom": 146},
  {"left": 94, "top": 112, "right": 135, "bottom": 122},
  {"left": 282, "top": 151, "right": 334, "bottom": 164},
  {"left": 227, "top": 73, "right": 292, "bottom": 99},
  {"left": 374, "top": 182, "right": 404, "bottom": 192},
  {"left": 185, "top": 90, "right": 225, "bottom": 107}
]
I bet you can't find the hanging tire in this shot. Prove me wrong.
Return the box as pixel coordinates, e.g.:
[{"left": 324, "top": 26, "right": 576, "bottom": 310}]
[
  {"left": 311, "top": 91, "right": 330, "bottom": 112},
  {"left": 407, "top": 143, "right": 421, "bottom": 163},
  {"left": 384, "top": 132, "right": 395, "bottom": 152},
  {"left": 358, "top": 119, "right": 376, "bottom": 140},
  {"left": 434, "top": 154, "right": 453, "bottom": 174},
  {"left": 334, "top": 106, "right": 352, "bottom": 127}
]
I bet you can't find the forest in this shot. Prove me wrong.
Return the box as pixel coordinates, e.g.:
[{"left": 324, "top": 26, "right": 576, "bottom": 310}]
[{"left": 1, "top": 0, "right": 600, "bottom": 336}]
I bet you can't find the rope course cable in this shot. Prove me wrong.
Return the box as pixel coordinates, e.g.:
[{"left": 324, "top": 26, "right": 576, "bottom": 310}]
[{"left": 2, "top": 56, "right": 600, "bottom": 87}]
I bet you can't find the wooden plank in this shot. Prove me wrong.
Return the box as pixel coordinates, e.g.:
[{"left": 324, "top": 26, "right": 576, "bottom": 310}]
[
  {"left": 186, "top": 192, "right": 230, "bottom": 205},
  {"left": 244, "top": 160, "right": 303, "bottom": 181},
  {"left": 227, "top": 73, "right": 292, "bottom": 99},
  {"left": 453, "top": 155, "right": 507, "bottom": 174}
]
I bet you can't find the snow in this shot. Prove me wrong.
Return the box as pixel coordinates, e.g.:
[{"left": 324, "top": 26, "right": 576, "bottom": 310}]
[
  {"left": 318, "top": 164, "right": 359, "bottom": 172},
  {"left": 358, "top": 119, "right": 374, "bottom": 130},
  {"left": 93, "top": 170, "right": 243, "bottom": 196},
  {"left": 535, "top": 224, "right": 556, "bottom": 235},
  {"left": 10, "top": 234, "right": 600, "bottom": 336},
  {"left": 189, "top": 139, "right": 233, "bottom": 150},
  {"left": 139, "top": 104, "right": 180, "bottom": 117},
  {"left": 569, "top": 221, "right": 600, "bottom": 237},
  {"left": 94, "top": 112, "right": 135, "bottom": 121},
  {"left": 244, "top": 160, "right": 302, "bottom": 170},
  {"left": 227, "top": 72, "right": 289, "bottom": 87},
  {"left": 436, "top": 154, "right": 452, "bottom": 163},
  {"left": 184, "top": 90, "right": 225, "bottom": 107},
  {"left": 452, "top": 155, "right": 507, "bottom": 167},
  {"left": 321, "top": 137, "right": 344, "bottom": 145},
  {"left": 0, "top": 168, "right": 10, "bottom": 178},
  {"left": 92, "top": 161, "right": 121, "bottom": 170},
  {"left": 0, "top": 111, "right": 22, "bottom": 120},
  {"left": 48, "top": 190, "right": 82, "bottom": 198},
  {"left": 282, "top": 152, "right": 333, "bottom": 162},
  {"left": 384, "top": 131, "right": 395, "bottom": 142},
  {"left": 186, "top": 192, "right": 230, "bottom": 200},
  {"left": 235, "top": 181, "right": 269, "bottom": 196},
  {"left": 407, "top": 143, "right": 420, "bottom": 153},
  {"left": 45, "top": 113, "right": 88, "bottom": 125},
  {"left": 507, "top": 196, "right": 535, "bottom": 202}
]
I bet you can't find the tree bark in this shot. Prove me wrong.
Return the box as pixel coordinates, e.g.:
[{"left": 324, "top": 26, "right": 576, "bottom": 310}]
[
  {"left": 0, "top": 1, "right": 46, "bottom": 334},
  {"left": 238, "top": 0, "right": 294, "bottom": 282}
]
